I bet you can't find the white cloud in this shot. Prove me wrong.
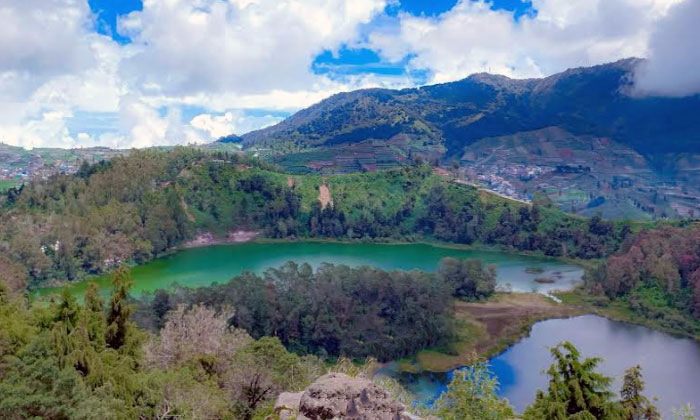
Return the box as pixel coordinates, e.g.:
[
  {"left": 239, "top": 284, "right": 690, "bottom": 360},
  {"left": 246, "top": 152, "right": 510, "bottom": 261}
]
[
  {"left": 118, "top": 0, "right": 387, "bottom": 96},
  {"left": 190, "top": 111, "right": 283, "bottom": 139},
  {"left": 0, "top": 0, "right": 696, "bottom": 149},
  {"left": 633, "top": 0, "right": 700, "bottom": 96},
  {"left": 0, "top": 0, "right": 97, "bottom": 100},
  {"left": 369, "top": 0, "right": 688, "bottom": 83},
  {"left": 0, "top": 0, "right": 397, "bottom": 149}
]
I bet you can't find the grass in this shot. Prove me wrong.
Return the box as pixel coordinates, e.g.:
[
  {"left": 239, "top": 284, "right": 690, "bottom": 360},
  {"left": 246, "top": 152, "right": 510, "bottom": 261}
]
[
  {"left": 416, "top": 319, "right": 485, "bottom": 372},
  {"left": 409, "top": 293, "right": 581, "bottom": 372},
  {"left": 0, "top": 179, "right": 22, "bottom": 192}
]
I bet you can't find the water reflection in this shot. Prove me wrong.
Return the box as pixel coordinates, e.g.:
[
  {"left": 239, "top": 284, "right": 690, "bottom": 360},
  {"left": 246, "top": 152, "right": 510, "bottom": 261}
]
[{"left": 385, "top": 315, "right": 700, "bottom": 417}]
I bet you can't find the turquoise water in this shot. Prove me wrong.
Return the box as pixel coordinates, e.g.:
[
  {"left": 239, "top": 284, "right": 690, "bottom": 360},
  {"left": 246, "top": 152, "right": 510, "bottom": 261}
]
[{"left": 34, "top": 241, "right": 583, "bottom": 298}]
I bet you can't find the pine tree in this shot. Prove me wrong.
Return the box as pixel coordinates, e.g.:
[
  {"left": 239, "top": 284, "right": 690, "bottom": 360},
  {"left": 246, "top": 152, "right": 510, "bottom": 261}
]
[
  {"left": 524, "top": 341, "right": 620, "bottom": 420},
  {"left": 621, "top": 365, "right": 660, "bottom": 420},
  {"left": 105, "top": 267, "right": 133, "bottom": 350},
  {"left": 431, "top": 362, "right": 514, "bottom": 420},
  {"left": 83, "top": 282, "right": 106, "bottom": 348}
]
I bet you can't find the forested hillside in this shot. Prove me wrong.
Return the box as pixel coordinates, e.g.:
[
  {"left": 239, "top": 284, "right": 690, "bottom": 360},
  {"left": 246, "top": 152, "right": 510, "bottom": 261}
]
[
  {"left": 243, "top": 59, "right": 700, "bottom": 157},
  {"left": 0, "top": 148, "right": 634, "bottom": 290},
  {"left": 585, "top": 225, "right": 700, "bottom": 334},
  {"left": 240, "top": 59, "right": 700, "bottom": 219}
]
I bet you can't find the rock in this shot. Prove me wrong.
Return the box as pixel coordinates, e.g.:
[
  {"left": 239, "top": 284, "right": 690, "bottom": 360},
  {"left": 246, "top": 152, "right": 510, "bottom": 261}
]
[
  {"left": 274, "top": 392, "right": 304, "bottom": 420},
  {"left": 296, "top": 373, "right": 419, "bottom": 420}
]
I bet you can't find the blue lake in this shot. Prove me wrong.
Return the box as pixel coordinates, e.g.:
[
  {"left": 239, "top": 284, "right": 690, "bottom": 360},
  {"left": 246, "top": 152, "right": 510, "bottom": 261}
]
[{"left": 381, "top": 315, "right": 700, "bottom": 417}]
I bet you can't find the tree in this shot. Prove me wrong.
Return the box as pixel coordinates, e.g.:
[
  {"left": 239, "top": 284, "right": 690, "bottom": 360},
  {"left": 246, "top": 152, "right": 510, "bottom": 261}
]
[
  {"left": 524, "top": 341, "right": 620, "bottom": 420},
  {"left": 620, "top": 365, "right": 660, "bottom": 420},
  {"left": 437, "top": 257, "right": 496, "bottom": 300},
  {"left": 82, "top": 283, "right": 106, "bottom": 348},
  {"left": 224, "top": 337, "right": 311, "bottom": 420},
  {"left": 431, "top": 362, "right": 514, "bottom": 420},
  {"left": 144, "top": 304, "right": 250, "bottom": 370},
  {"left": 105, "top": 267, "right": 133, "bottom": 351},
  {"left": 673, "top": 404, "right": 697, "bottom": 420}
]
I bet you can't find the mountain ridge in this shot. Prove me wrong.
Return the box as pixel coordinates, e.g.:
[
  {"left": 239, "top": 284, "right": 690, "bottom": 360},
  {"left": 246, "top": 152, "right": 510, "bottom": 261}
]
[
  {"left": 239, "top": 58, "right": 700, "bottom": 219},
  {"left": 242, "top": 57, "right": 700, "bottom": 156}
]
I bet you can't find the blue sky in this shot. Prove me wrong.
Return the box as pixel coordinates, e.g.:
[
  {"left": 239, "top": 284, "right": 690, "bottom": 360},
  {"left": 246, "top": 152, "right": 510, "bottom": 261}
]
[{"left": 1, "top": 0, "right": 694, "bottom": 149}]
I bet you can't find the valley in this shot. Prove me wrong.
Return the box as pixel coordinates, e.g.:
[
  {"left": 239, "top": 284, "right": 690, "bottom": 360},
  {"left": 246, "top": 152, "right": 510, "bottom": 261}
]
[
  {"left": 3, "top": 0, "right": 700, "bottom": 416},
  {"left": 2, "top": 147, "right": 699, "bottom": 419}
]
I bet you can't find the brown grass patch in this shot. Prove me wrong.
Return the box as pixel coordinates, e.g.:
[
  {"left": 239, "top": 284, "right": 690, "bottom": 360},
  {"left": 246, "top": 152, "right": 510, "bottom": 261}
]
[{"left": 416, "top": 293, "right": 581, "bottom": 372}]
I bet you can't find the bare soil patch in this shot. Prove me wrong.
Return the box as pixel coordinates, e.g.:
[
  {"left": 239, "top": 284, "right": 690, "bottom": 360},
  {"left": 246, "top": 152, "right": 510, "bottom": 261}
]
[
  {"left": 319, "top": 182, "right": 333, "bottom": 208},
  {"left": 182, "top": 230, "right": 259, "bottom": 248}
]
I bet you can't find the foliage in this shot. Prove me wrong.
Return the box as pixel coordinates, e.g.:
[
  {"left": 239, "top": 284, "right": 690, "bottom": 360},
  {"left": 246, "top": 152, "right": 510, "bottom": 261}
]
[
  {"left": 0, "top": 149, "right": 632, "bottom": 290},
  {"left": 438, "top": 257, "right": 496, "bottom": 300},
  {"left": 586, "top": 226, "right": 700, "bottom": 330},
  {"left": 524, "top": 341, "right": 620, "bottom": 420},
  {"left": 136, "top": 261, "right": 464, "bottom": 361},
  {"left": 0, "top": 267, "right": 318, "bottom": 420},
  {"left": 673, "top": 404, "right": 698, "bottom": 420},
  {"left": 523, "top": 342, "right": 663, "bottom": 420},
  {"left": 431, "top": 362, "right": 515, "bottom": 420},
  {"left": 620, "top": 365, "right": 660, "bottom": 420}
]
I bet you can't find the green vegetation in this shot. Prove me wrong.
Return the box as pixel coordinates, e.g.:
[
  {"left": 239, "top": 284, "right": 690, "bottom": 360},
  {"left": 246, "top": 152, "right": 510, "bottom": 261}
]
[
  {"left": 134, "top": 258, "right": 496, "bottom": 362},
  {"left": 415, "top": 293, "right": 581, "bottom": 372},
  {"left": 2, "top": 147, "right": 699, "bottom": 418},
  {"left": 1, "top": 266, "right": 693, "bottom": 419},
  {"left": 524, "top": 342, "right": 662, "bottom": 420},
  {"left": 580, "top": 225, "right": 700, "bottom": 337},
  {"left": 0, "top": 179, "right": 22, "bottom": 192},
  {"left": 430, "top": 363, "right": 515, "bottom": 420},
  {"left": 0, "top": 271, "right": 319, "bottom": 420},
  {"left": 0, "top": 148, "right": 633, "bottom": 291}
]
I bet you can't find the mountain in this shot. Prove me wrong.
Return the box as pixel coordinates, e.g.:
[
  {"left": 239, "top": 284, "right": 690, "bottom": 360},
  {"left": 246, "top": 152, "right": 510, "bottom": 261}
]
[{"left": 241, "top": 59, "right": 700, "bottom": 219}]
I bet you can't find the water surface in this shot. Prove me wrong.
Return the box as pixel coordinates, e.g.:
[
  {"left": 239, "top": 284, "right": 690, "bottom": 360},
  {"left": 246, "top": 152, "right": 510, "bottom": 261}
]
[
  {"left": 35, "top": 241, "right": 582, "bottom": 298},
  {"left": 381, "top": 315, "right": 700, "bottom": 417}
]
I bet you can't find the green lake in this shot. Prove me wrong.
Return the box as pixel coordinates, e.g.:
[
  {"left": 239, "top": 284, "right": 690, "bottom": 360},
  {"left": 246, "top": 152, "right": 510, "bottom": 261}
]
[{"left": 34, "top": 241, "right": 584, "bottom": 299}]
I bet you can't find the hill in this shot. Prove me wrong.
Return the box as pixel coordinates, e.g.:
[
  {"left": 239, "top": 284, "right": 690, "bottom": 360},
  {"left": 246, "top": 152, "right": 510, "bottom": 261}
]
[
  {"left": 241, "top": 59, "right": 700, "bottom": 219},
  {"left": 0, "top": 148, "right": 634, "bottom": 291}
]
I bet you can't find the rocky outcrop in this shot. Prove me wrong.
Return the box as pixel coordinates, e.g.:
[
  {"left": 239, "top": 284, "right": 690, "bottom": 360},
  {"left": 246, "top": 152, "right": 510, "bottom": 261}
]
[{"left": 275, "top": 373, "right": 424, "bottom": 420}]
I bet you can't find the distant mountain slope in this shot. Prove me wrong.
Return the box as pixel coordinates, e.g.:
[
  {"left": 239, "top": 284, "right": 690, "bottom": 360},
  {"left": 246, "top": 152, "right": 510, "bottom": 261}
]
[
  {"left": 243, "top": 58, "right": 700, "bottom": 156},
  {"left": 240, "top": 58, "right": 700, "bottom": 219}
]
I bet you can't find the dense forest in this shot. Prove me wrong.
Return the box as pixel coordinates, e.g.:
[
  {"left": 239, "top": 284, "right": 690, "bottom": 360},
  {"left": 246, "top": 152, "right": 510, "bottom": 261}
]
[
  {"left": 585, "top": 225, "right": 700, "bottom": 334},
  {"left": 134, "top": 258, "right": 495, "bottom": 361},
  {"left": 0, "top": 148, "right": 634, "bottom": 291},
  {"left": 0, "top": 267, "right": 671, "bottom": 420}
]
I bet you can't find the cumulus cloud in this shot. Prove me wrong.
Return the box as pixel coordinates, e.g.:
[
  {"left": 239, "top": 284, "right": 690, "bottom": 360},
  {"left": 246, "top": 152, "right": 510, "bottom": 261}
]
[
  {"left": 633, "top": 0, "right": 700, "bottom": 96},
  {"left": 118, "top": 0, "right": 387, "bottom": 96},
  {"left": 369, "top": 0, "right": 686, "bottom": 83},
  {"left": 0, "top": 0, "right": 97, "bottom": 100},
  {"left": 0, "top": 0, "right": 697, "bottom": 149},
  {"left": 0, "top": 0, "right": 396, "bottom": 149},
  {"left": 0, "top": 0, "right": 124, "bottom": 149}
]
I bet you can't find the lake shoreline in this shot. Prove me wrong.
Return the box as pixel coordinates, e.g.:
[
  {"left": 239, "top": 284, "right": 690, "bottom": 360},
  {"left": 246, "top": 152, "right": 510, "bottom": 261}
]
[
  {"left": 555, "top": 288, "right": 700, "bottom": 342},
  {"left": 389, "top": 293, "right": 583, "bottom": 374},
  {"left": 180, "top": 229, "right": 260, "bottom": 248},
  {"left": 384, "top": 313, "right": 700, "bottom": 418},
  {"left": 180, "top": 234, "right": 589, "bottom": 265},
  {"left": 33, "top": 233, "right": 591, "bottom": 295}
]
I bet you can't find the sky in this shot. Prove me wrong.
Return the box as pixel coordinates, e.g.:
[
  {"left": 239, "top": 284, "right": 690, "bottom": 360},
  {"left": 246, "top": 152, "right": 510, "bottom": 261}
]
[{"left": 0, "top": 0, "right": 698, "bottom": 149}]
